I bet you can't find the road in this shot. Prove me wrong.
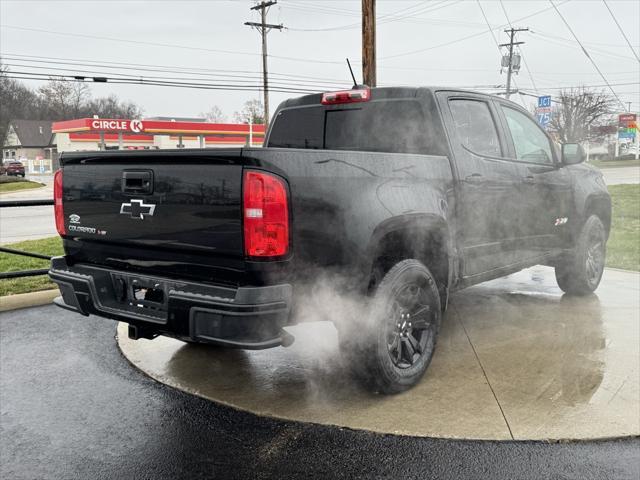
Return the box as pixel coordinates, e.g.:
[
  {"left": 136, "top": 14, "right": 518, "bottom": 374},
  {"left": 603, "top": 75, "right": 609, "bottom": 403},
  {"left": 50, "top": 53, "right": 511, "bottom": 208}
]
[
  {"left": 0, "top": 167, "right": 637, "bottom": 245},
  {"left": 0, "top": 305, "right": 638, "bottom": 480},
  {"left": 600, "top": 165, "right": 640, "bottom": 185},
  {"left": 0, "top": 205, "right": 56, "bottom": 244},
  {"left": 0, "top": 175, "right": 54, "bottom": 244}
]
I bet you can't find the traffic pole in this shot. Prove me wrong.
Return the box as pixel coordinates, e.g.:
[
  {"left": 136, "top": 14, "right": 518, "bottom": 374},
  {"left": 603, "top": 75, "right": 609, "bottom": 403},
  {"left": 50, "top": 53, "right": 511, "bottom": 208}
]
[
  {"left": 636, "top": 113, "right": 640, "bottom": 160},
  {"left": 245, "top": 1, "right": 284, "bottom": 129}
]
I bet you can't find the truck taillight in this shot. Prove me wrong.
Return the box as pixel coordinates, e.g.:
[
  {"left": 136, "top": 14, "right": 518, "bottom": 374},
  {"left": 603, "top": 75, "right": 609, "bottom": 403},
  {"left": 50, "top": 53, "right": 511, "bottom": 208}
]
[
  {"left": 321, "top": 88, "right": 371, "bottom": 105},
  {"left": 54, "top": 169, "right": 65, "bottom": 236},
  {"left": 243, "top": 170, "right": 289, "bottom": 258}
]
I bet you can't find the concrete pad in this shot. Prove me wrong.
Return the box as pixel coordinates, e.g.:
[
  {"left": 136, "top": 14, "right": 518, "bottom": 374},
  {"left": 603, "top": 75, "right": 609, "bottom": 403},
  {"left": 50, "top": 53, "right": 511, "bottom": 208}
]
[
  {"left": 0, "top": 289, "right": 59, "bottom": 312},
  {"left": 117, "top": 267, "right": 640, "bottom": 441},
  {"left": 455, "top": 268, "right": 640, "bottom": 440}
]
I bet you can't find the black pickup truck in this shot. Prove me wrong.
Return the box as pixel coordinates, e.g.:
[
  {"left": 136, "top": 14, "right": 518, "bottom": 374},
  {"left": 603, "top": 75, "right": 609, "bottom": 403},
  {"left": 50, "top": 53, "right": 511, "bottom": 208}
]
[{"left": 49, "top": 87, "right": 610, "bottom": 393}]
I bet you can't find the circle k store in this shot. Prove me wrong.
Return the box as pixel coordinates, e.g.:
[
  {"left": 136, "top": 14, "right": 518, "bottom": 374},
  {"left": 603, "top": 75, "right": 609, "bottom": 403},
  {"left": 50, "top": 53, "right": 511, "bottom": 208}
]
[{"left": 52, "top": 117, "right": 265, "bottom": 155}]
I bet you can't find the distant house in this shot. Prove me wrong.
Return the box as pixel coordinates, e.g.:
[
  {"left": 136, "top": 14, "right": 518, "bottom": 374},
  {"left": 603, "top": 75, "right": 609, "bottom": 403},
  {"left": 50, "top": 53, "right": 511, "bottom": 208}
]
[{"left": 2, "top": 120, "right": 58, "bottom": 173}]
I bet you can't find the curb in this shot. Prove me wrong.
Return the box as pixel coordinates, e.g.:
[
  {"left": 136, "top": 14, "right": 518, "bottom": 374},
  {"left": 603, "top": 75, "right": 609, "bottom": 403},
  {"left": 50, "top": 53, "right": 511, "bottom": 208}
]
[
  {"left": 0, "top": 289, "right": 59, "bottom": 312},
  {"left": 606, "top": 267, "right": 640, "bottom": 274}
]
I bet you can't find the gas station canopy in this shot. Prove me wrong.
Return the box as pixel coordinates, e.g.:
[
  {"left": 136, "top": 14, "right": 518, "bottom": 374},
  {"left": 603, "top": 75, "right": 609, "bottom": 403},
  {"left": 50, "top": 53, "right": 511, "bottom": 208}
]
[{"left": 52, "top": 118, "right": 265, "bottom": 151}]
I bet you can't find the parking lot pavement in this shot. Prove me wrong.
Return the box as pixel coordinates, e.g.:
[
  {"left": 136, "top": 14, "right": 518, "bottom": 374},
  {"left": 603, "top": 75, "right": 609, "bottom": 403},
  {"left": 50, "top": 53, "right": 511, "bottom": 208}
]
[{"left": 1, "top": 305, "right": 638, "bottom": 480}]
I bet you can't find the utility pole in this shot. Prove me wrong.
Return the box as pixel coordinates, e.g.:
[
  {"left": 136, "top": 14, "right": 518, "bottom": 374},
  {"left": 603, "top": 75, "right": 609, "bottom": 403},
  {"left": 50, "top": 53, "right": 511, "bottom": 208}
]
[
  {"left": 362, "top": 0, "right": 376, "bottom": 87},
  {"left": 499, "top": 27, "right": 528, "bottom": 99},
  {"left": 245, "top": 1, "right": 283, "bottom": 128}
]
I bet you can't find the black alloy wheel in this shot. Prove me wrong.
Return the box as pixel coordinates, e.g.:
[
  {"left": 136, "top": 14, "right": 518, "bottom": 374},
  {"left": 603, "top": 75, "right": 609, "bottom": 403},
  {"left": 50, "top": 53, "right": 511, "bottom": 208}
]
[
  {"left": 556, "top": 215, "right": 607, "bottom": 295},
  {"left": 349, "top": 259, "right": 442, "bottom": 394},
  {"left": 386, "top": 282, "right": 436, "bottom": 369},
  {"left": 585, "top": 227, "right": 605, "bottom": 286}
]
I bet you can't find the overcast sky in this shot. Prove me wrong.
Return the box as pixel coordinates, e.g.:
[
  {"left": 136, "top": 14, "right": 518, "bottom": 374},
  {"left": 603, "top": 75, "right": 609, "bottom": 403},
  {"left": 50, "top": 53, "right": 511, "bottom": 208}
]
[{"left": 1, "top": 0, "right": 638, "bottom": 120}]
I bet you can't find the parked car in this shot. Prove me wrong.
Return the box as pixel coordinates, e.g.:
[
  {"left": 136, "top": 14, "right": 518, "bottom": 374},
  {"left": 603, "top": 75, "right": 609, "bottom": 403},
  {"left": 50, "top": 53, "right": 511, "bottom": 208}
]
[
  {"left": 617, "top": 144, "right": 639, "bottom": 160},
  {"left": 1, "top": 161, "right": 26, "bottom": 177},
  {"left": 49, "top": 86, "right": 611, "bottom": 393}
]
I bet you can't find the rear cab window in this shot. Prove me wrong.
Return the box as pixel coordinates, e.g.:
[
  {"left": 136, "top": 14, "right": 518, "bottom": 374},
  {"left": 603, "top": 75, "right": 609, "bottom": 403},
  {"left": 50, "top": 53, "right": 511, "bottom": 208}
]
[{"left": 267, "top": 98, "right": 447, "bottom": 156}]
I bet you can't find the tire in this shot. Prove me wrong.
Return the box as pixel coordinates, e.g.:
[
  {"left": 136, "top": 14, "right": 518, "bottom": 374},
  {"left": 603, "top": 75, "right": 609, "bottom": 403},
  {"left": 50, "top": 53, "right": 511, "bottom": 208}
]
[
  {"left": 341, "top": 259, "right": 442, "bottom": 394},
  {"left": 555, "top": 215, "right": 606, "bottom": 295}
]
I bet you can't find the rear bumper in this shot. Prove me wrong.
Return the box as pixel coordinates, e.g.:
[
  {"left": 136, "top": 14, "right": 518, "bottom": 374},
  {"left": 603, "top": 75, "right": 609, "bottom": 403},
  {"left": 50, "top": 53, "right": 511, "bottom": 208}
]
[{"left": 49, "top": 256, "right": 292, "bottom": 349}]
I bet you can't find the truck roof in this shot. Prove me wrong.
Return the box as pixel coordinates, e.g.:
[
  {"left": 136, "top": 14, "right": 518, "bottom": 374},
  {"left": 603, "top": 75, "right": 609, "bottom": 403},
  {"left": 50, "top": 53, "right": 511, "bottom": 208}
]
[{"left": 277, "top": 86, "right": 498, "bottom": 109}]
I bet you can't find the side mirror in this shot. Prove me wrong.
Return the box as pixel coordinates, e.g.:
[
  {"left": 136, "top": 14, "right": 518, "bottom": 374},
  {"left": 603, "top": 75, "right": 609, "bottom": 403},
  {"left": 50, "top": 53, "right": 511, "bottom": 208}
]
[{"left": 562, "top": 143, "right": 586, "bottom": 165}]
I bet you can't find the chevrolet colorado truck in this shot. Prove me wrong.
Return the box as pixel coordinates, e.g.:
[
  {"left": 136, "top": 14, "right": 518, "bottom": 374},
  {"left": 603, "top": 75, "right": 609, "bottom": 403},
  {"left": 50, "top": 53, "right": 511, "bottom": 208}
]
[{"left": 49, "top": 87, "right": 611, "bottom": 393}]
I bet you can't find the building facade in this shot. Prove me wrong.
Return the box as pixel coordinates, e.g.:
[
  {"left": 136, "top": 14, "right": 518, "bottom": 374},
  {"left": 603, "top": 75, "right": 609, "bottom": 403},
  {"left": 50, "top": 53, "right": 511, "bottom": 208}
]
[
  {"left": 2, "top": 118, "right": 266, "bottom": 175},
  {"left": 52, "top": 118, "right": 265, "bottom": 152},
  {"left": 1, "top": 120, "right": 57, "bottom": 174}
]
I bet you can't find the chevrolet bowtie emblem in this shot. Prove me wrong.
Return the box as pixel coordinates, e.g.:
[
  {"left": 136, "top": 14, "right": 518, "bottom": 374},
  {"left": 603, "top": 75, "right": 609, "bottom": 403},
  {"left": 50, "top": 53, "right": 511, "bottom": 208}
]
[{"left": 120, "top": 199, "right": 156, "bottom": 220}]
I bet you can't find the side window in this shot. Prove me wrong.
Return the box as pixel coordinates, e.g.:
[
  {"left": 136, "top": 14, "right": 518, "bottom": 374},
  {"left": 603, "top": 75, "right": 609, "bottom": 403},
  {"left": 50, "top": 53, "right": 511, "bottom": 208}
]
[
  {"left": 501, "top": 106, "right": 553, "bottom": 165},
  {"left": 448, "top": 99, "right": 502, "bottom": 157}
]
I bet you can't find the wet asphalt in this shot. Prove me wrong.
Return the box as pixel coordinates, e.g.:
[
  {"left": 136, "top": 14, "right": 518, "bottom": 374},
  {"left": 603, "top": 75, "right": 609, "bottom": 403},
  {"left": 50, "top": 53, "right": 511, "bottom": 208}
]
[{"left": 1, "top": 305, "right": 638, "bottom": 480}]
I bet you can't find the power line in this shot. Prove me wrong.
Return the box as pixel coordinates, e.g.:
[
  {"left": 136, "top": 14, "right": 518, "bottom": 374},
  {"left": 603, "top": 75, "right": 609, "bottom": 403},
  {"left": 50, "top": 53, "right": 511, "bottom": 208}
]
[
  {"left": 1, "top": 71, "right": 321, "bottom": 94},
  {"left": 286, "top": 0, "right": 458, "bottom": 32},
  {"left": 0, "top": 25, "right": 261, "bottom": 58},
  {"left": 0, "top": 52, "right": 351, "bottom": 84},
  {"left": 476, "top": 0, "right": 500, "bottom": 49},
  {"left": 380, "top": 0, "right": 569, "bottom": 60},
  {"left": 0, "top": 1, "right": 573, "bottom": 68},
  {"left": 0, "top": 24, "right": 345, "bottom": 66},
  {"left": 476, "top": 0, "right": 526, "bottom": 104},
  {"left": 520, "top": 81, "right": 638, "bottom": 90},
  {"left": 549, "top": 0, "right": 626, "bottom": 110},
  {"left": 16, "top": 51, "right": 632, "bottom": 87},
  {"left": 1, "top": 62, "right": 344, "bottom": 92},
  {"left": 284, "top": 0, "right": 476, "bottom": 25},
  {"left": 7, "top": 68, "right": 635, "bottom": 94},
  {"left": 530, "top": 31, "right": 638, "bottom": 62},
  {"left": 601, "top": 0, "right": 640, "bottom": 63}
]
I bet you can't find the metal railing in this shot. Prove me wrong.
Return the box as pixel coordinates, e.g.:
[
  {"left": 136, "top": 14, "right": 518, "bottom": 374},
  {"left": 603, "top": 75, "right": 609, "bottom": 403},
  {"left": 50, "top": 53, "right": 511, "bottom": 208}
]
[{"left": 0, "top": 199, "right": 55, "bottom": 279}]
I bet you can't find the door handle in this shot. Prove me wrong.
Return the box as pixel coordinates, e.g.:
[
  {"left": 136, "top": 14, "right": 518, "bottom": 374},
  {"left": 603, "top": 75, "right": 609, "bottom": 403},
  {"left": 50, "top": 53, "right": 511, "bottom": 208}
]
[
  {"left": 523, "top": 175, "right": 535, "bottom": 184},
  {"left": 465, "top": 173, "right": 484, "bottom": 183}
]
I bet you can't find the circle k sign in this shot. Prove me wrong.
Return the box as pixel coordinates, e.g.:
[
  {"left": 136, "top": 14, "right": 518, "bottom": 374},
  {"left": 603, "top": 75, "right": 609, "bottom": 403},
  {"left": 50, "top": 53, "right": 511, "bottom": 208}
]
[
  {"left": 130, "top": 120, "right": 144, "bottom": 133},
  {"left": 90, "top": 119, "right": 145, "bottom": 132}
]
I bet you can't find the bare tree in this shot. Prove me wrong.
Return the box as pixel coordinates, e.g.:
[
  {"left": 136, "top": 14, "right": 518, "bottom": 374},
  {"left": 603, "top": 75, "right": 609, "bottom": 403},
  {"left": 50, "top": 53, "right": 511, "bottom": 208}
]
[
  {"left": 38, "top": 77, "right": 90, "bottom": 119},
  {"left": 0, "top": 69, "right": 143, "bottom": 140},
  {"left": 86, "top": 94, "right": 142, "bottom": 119},
  {"left": 549, "top": 87, "right": 616, "bottom": 143},
  {"left": 0, "top": 65, "right": 41, "bottom": 144},
  {"left": 201, "top": 105, "right": 226, "bottom": 123},
  {"left": 234, "top": 99, "right": 265, "bottom": 124}
]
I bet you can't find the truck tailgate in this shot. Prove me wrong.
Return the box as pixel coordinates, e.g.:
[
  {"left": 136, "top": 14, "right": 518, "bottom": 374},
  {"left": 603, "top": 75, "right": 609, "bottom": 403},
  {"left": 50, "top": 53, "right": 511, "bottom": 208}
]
[{"left": 60, "top": 150, "right": 245, "bottom": 280}]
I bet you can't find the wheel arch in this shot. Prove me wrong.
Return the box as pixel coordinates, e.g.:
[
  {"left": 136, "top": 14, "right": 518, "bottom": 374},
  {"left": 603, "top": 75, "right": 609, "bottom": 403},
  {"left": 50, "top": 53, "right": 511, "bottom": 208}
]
[
  {"left": 584, "top": 193, "right": 612, "bottom": 238},
  {"left": 366, "top": 214, "right": 453, "bottom": 308}
]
